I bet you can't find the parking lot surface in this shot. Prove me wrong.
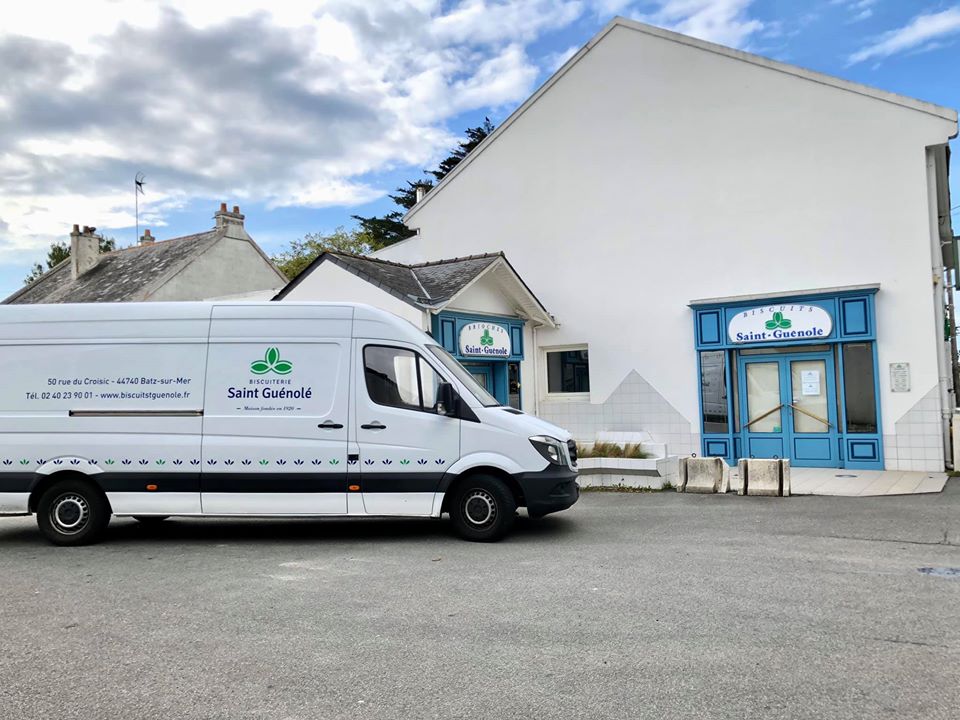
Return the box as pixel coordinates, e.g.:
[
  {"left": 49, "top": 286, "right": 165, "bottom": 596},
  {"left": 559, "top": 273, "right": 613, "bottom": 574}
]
[{"left": 1, "top": 482, "right": 959, "bottom": 720}]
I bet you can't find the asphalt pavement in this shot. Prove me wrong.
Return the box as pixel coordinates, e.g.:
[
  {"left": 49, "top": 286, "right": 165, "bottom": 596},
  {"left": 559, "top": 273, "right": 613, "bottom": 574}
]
[{"left": 1, "top": 482, "right": 958, "bottom": 720}]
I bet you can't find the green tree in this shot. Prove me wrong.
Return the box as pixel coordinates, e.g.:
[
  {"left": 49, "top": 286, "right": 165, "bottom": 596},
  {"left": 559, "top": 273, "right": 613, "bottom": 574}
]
[
  {"left": 271, "top": 226, "right": 376, "bottom": 280},
  {"left": 24, "top": 236, "right": 116, "bottom": 284},
  {"left": 352, "top": 118, "right": 495, "bottom": 247}
]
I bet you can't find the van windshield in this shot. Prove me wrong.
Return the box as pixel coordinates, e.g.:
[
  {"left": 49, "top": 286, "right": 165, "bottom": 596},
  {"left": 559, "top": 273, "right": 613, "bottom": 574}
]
[{"left": 427, "top": 345, "right": 501, "bottom": 407}]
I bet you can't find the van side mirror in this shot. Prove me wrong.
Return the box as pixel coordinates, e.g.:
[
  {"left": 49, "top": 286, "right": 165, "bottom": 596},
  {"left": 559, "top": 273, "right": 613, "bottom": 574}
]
[{"left": 436, "top": 382, "right": 458, "bottom": 417}]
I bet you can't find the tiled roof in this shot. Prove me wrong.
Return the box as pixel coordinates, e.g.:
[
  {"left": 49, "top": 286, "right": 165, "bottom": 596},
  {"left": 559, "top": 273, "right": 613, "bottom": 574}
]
[
  {"left": 279, "top": 251, "right": 502, "bottom": 307},
  {"left": 4, "top": 231, "right": 220, "bottom": 304}
]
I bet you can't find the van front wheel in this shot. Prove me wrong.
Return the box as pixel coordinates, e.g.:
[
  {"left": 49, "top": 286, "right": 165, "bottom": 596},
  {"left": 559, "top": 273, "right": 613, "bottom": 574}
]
[
  {"left": 449, "top": 475, "right": 516, "bottom": 542},
  {"left": 36, "top": 479, "right": 110, "bottom": 546}
]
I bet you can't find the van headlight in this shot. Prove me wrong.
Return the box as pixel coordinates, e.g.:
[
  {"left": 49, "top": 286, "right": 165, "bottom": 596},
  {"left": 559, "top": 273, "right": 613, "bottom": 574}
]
[{"left": 529, "top": 435, "right": 566, "bottom": 465}]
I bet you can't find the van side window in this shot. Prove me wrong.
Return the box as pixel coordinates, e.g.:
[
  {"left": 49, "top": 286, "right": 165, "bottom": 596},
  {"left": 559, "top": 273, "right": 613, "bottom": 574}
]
[{"left": 363, "top": 345, "right": 440, "bottom": 413}]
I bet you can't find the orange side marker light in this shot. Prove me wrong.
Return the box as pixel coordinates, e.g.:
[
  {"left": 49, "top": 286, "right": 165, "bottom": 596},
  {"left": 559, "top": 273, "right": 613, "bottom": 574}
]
[
  {"left": 348, "top": 484, "right": 360, "bottom": 492},
  {"left": 146, "top": 484, "right": 158, "bottom": 491}
]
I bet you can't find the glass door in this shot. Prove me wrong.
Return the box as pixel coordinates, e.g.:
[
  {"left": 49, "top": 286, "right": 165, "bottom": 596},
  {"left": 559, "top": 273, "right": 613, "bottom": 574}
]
[
  {"left": 742, "top": 360, "right": 786, "bottom": 460},
  {"left": 786, "top": 356, "right": 838, "bottom": 467},
  {"left": 738, "top": 352, "right": 839, "bottom": 467}
]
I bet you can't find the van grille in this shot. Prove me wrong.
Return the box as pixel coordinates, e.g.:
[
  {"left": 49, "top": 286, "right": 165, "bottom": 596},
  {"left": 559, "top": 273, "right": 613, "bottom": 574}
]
[{"left": 567, "top": 439, "right": 577, "bottom": 465}]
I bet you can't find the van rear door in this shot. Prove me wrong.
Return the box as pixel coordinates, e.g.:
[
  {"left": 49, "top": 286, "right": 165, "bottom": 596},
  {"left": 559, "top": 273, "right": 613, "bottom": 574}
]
[
  {"left": 353, "top": 341, "right": 460, "bottom": 515},
  {"left": 200, "top": 305, "right": 352, "bottom": 514}
]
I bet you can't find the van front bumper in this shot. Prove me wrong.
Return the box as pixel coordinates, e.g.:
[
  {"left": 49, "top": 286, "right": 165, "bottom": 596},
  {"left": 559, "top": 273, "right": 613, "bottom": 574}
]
[{"left": 514, "top": 466, "right": 580, "bottom": 517}]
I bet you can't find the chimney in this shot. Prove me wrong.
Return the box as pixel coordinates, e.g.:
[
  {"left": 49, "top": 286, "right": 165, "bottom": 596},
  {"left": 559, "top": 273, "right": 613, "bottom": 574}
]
[
  {"left": 214, "top": 201, "right": 245, "bottom": 238},
  {"left": 414, "top": 184, "right": 427, "bottom": 203},
  {"left": 139, "top": 228, "right": 154, "bottom": 245},
  {"left": 70, "top": 224, "right": 101, "bottom": 280}
]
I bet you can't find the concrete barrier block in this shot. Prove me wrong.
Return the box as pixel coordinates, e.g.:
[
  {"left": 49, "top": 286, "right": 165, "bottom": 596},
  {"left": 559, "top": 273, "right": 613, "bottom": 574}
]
[
  {"left": 657, "top": 455, "right": 680, "bottom": 490},
  {"left": 718, "top": 461, "right": 731, "bottom": 494},
  {"left": 740, "top": 458, "right": 790, "bottom": 497},
  {"left": 678, "top": 457, "right": 724, "bottom": 493}
]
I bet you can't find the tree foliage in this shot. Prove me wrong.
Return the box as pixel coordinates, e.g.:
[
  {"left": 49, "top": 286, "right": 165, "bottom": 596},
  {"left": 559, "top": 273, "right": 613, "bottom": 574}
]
[
  {"left": 271, "top": 226, "right": 376, "bottom": 280},
  {"left": 352, "top": 117, "right": 495, "bottom": 247},
  {"left": 24, "top": 236, "right": 116, "bottom": 284}
]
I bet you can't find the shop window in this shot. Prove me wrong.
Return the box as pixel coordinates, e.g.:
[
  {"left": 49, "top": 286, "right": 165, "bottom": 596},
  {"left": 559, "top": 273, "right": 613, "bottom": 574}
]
[
  {"left": 546, "top": 347, "right": 590, "bottom": 394},
  {"left": 842, "top": 343, "right": 878, "bottom": 433},
  {"left": 700, "top": 351, "right": 729, "bottom": 433},
  {"left": 364, "top": 345, "right": 440, "bottom": 413}
]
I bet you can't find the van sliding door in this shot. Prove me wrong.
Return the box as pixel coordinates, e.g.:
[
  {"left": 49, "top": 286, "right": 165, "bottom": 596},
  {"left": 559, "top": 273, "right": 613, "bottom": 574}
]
[{"left": 200, "top": 306, "right": 351, "bottom": 514}]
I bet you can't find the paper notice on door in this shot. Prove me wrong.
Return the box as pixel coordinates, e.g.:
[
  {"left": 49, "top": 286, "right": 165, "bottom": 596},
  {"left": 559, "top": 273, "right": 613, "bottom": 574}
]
[{"left": 801, "top": 370, "right": 820, "bottom": 396}]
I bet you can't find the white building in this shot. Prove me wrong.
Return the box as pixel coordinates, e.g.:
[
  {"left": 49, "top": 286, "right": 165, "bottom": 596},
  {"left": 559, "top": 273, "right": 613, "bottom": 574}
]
[{"left": 283, "top": 18, "right": 958, "bottom": 472}]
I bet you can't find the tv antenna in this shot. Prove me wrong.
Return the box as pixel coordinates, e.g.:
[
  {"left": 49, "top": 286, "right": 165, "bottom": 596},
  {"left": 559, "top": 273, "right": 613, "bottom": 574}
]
[{"left": 135, "top": 172, "right": 146, "bottom": 242}]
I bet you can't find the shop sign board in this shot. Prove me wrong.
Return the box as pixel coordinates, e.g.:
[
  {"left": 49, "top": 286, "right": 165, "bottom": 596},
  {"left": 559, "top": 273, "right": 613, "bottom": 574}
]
[
  {"left": 459, "top": 322, "right": 511, "bottom": 357},
  {"left": 728, "top": 304, "right": 833, "bottom": 344}
]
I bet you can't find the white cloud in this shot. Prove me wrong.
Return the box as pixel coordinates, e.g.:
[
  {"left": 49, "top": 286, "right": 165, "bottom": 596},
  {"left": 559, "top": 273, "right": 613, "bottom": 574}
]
[
  {"left": 831, "top": 0, "right": 877, "bottom": 22},
  {"left": 848, "top": 6, "right": 960, "bottom": 65},
  {"left": 0, "top": 0, "right": 586, "bottom": 262},
  {"left": 635, "top": 0, "right": 764, "bottom": 48}
]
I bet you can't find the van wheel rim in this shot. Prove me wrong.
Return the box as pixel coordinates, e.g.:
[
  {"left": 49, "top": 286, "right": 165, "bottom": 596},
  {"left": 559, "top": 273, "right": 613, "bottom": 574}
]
[
  {"left": 50, "top": 494, "right": 89, "bottom": 534},
  {"left": 463, "top": 490, "right": 496, "bottom": 527}
]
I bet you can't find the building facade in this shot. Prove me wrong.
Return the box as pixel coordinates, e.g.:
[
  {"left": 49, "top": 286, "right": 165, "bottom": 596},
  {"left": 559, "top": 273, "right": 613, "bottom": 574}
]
[{"left": 285, "top": 18, "right": 959, "bottom": 472}]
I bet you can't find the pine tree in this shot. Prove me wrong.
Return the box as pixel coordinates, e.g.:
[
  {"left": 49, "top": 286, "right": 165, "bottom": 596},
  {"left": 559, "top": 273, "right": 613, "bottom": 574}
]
[{"left": 352, "top": 118, "right": 495, "bottom": 247}]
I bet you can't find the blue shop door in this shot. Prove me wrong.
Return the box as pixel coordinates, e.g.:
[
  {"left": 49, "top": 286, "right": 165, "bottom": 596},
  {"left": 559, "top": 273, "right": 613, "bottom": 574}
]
[
  {"left": 739, "top": 353, "right": 838, "bottom": 467},
  {"left": 462, "top": 362, "right": 495, "bottom": 396}
]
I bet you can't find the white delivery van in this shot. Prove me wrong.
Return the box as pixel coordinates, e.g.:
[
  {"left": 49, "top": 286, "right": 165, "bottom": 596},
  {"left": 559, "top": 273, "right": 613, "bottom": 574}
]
[{"left": 0, "top": 302, "right": 579, "bottom": 545}]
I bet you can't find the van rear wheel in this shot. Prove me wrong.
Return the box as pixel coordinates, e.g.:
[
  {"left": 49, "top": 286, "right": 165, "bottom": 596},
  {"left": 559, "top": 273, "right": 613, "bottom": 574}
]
[
  {"left": 36, "top": 479, "right": 110, "bottom": 546},
  {"left": 449, "top": 475, "right": 516, "bottom": 542}
]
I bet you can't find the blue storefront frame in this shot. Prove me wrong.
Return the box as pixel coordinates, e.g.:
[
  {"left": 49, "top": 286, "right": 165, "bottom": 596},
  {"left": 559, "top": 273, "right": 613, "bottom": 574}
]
[
  {"left": 431, "top": 310, "right": 525, "bottom": 407},
  {"left": 693, "top": 288, "right": 883, "bottom": 470}
]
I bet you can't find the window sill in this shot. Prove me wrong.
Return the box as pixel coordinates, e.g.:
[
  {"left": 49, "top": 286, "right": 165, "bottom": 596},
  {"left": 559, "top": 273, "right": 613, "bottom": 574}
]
[{"left": 542, "top": 393, "right": 591, "bottom": 403}]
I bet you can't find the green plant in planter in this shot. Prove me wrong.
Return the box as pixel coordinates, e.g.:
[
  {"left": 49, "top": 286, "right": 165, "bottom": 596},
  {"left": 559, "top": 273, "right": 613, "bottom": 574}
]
[
  {"left": 578, "top": 442, "right": 652, "bottom": 459},
  {"left": 623, "top": 443, "right": 652, "bottom": 459}
]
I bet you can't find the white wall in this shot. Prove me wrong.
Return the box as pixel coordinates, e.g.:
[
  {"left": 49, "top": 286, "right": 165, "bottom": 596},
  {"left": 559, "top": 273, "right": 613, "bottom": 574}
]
[
  {"left": 281, "top": 261, "right": 427, "bottom": 331},
  {"left": 150, "top": 238, "right": 284, "bottom": 302},
  {"left": 445, "top": 279, "right": 518, "bottom": 317},
  {"left": 376, "top": 23, "right": 957, "bottom": 468}
]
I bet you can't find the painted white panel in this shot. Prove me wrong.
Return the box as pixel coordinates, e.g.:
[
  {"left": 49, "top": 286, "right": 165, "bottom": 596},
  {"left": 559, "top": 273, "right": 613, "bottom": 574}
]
[
  {"left": 108, "top": 492, "right": 201, "bottom": 515},
  {"left": 0, "top": 492, "right": 29, "bottom": 514},
  {"left": 0, "top": 341, "right": 206, "bottom": 414},
  {"left": 201, "top": 335, "right": 350, "bottom": 513},
  {"left": 360, "top": 492, "right": 437, "bottom": 517},
  {"left": 198, "top": 493, "right": 346, "bottom": 515}
]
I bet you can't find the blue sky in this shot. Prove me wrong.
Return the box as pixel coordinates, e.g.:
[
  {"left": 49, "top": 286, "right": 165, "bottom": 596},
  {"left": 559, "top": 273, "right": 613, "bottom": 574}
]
[{"left": 0, "top": 0, "right": 958, "bottom": 298}]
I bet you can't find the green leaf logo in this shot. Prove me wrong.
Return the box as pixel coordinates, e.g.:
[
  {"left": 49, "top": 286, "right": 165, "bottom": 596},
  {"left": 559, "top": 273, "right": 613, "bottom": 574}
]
[
  {"left": 251, "top": 347, "right": 293, "bottom": 375},
  {"left": 479, "top": 329, "right": 494, "bottom": 346},
  {"left": 764, "top": 311, "right": 792, "bottom": 331}
]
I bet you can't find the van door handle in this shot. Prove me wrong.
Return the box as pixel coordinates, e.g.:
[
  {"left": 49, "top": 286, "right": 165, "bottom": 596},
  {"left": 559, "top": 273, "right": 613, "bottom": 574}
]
[
  {"left": 361, "top": 422, "right": 387, "bottom": 430},
  {"left": 318, "top": 420, "right": 344, "bottom": 429}
]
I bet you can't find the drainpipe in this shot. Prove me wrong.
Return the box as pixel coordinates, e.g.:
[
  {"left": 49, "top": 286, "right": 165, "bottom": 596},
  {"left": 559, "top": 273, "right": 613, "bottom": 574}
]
[
  {"left": 532, "top": 325, "right": 540, "bottom": 416},
  {"left": 926, "top": 148, "right": 953, "bottom": 468}
]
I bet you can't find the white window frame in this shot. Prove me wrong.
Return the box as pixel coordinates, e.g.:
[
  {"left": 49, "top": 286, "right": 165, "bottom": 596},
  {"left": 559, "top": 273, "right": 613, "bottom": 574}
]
[{"left": 540, "top": 344, "right": 591, "bottom": 401}]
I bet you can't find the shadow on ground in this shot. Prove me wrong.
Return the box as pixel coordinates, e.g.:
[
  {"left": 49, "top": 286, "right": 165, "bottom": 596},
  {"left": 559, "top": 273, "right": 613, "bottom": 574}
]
[{"left": 0, "top": 511, "right": 579, "bottom": 548}]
